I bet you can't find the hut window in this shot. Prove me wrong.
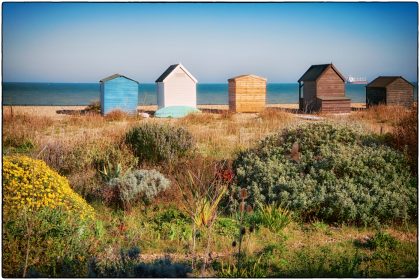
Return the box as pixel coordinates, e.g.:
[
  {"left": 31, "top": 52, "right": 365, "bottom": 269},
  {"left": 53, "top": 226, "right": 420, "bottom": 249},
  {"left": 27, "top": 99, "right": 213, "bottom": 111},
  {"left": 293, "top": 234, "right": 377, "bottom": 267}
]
[{"left": 176, "top": 73, "right": 185, "bottom": 78}]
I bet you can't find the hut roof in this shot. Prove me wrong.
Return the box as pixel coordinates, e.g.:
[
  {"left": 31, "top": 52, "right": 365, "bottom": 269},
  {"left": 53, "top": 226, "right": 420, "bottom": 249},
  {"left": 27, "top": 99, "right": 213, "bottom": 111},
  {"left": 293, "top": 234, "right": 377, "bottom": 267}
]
[
  {"left": 366, "top": 76, "right": 413, "bottom": 88},
  {"left": 298, "top": 64, "right": 345, "bottom": 82},
  {"left": 100, "top": 74, "right": 139, "bottom": 84},
  {"left": 155, "top": 64, "right": 198, "bottom": 83},
  {"left": 228, "top": 74, "right": 267, "bottom": 82}
]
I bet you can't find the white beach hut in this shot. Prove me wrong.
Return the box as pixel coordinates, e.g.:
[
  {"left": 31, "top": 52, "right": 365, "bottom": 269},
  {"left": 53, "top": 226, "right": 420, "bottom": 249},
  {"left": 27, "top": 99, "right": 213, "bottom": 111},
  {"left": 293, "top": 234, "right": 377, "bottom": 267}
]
[{"left": 155, "top": 63, "right": 198, "bottom": 109}]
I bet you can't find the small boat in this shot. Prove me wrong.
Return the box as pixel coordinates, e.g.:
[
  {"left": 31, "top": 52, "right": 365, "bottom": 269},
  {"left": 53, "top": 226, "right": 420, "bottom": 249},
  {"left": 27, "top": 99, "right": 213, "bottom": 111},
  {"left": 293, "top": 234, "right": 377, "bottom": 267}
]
[
  {"left": 346, "top": 76, "right": 367, "bottom": 84},
  {"left": 154, "top": 106, "right": 200, "bottom": 118}
]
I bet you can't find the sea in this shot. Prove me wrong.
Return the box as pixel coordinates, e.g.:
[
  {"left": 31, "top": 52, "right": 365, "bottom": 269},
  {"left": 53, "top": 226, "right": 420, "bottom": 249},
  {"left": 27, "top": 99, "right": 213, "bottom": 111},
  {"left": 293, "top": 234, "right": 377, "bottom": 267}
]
[{"left": 2, "top": 82, "right": 418, "bottom": 106}]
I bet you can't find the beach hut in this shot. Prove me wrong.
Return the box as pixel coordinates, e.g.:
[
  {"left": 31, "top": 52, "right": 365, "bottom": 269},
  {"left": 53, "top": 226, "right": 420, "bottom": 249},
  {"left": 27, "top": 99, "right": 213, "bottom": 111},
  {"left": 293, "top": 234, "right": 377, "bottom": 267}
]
[
  {"left": 100, "top": 74, "right": 139, "bottom": 115},
  {"left": 155, "top": 63, "right": 198, "bottom": 109},
  {"left": 228, "top": 74, "right": 267, "bottom": 113},
  {"left": 366, "top": 76, "right": 414, "bottom": 108},
  {"left": 298, "top": 64, "right": 350, "bottom": 113}
]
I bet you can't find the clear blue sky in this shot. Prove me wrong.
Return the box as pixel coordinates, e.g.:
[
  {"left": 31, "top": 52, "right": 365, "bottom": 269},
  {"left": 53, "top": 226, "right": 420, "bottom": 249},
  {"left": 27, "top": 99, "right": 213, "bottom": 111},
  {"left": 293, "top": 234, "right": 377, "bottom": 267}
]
[{"left": 3, "top": 2, "right": 418, "bottom": 83}]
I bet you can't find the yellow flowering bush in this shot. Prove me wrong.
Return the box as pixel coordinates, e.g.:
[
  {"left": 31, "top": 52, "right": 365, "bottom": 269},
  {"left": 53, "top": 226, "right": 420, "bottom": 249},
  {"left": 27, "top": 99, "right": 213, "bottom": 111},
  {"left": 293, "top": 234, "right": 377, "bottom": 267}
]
[{"left": 3, "top": 155, "right": 94, "bottom": 220}]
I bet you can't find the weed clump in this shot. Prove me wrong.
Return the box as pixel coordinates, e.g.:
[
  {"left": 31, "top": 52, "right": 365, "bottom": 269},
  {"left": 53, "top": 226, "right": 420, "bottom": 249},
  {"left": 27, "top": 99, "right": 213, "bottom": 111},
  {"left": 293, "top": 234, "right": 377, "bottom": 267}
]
[
  {"left": 234, "top": 122, "right": 416, "bottom": 225},
  {"left": 126, "top": 123, "right": 195, "bottom": 164}
]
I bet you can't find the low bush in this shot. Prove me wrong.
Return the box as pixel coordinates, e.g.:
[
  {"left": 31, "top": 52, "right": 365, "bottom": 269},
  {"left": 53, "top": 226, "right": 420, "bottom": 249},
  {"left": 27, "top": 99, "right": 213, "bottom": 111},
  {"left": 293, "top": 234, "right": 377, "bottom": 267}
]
[
  {"left": 366, "top": 232, "right": 399, "bottom": 250},
  {"left": 3, "top": 155, "right": 95, "bottom": 219},
  {"left": 105, "top": 169, "right": 170, "bottom": 210},
  {"left": 3, "top": 208, "right": 94, "bottom": 277},
  {"left": 125, "top": 123, "right": 195, "bottom": 164},
  {"left": 151, "top": 208, "right": 192, "bottom": 241},
  {"left": 233, "top": 122, "right": 416, "bottom": 225},
  {"left": 2, "top": 156, "right": 95, "bottom": 277}
]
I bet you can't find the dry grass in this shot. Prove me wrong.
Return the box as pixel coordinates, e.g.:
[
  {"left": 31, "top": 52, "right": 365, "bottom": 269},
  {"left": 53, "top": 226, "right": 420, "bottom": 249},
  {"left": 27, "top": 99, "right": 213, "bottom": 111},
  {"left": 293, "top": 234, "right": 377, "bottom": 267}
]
[
  {"left": 350, "top": 105, "right": 412, "bottom": 126},
  {"left": 392, "top": 109, "right": 418, "bottom": 174},
  {"left": 104, "top": 109, "right": 131, "bottom": 122},
  {"left": 176, "top": 110, "right": 298, "bottom": 158}
]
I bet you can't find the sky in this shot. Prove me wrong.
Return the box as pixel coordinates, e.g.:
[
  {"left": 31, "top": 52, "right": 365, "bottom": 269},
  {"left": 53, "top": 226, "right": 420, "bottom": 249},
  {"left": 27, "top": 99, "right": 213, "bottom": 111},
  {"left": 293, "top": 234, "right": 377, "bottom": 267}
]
[{"left": 2, "top": 2, "right": 418, "bottom": 83}]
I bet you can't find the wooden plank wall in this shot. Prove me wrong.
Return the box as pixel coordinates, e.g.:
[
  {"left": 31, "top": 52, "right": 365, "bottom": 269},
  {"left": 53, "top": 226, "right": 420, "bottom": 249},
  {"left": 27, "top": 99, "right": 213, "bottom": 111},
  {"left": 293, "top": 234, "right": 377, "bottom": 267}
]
[
  {"left": 229, "top": 76, "right": 266, "bottom": 112},
  {"left": 386, "top": 78, "right": 414, "bottom": 107},
  {"left": 316, "top": 67, "right": 345, "bottom": 97},
  {"left": 101, "top": 77, "right": 138, "bottom": 115},
  {"left": 319, "top": 99, "right": 351, "bottom": 113}
]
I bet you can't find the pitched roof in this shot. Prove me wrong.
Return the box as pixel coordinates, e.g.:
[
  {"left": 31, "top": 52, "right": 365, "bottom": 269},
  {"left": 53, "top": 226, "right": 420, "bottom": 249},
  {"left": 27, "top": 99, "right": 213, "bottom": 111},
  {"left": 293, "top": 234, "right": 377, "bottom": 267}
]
[
  {"left": 228, "top": 74, "right": 267, "bottom": 82},
  {"left": 366, "top": 76, "right": 413, "bottom": 88},
  {"left": 100, "top": 74, "right": 139, "bottom": 84},
  {"left": 155, "top": 64, "right": 198, "bottom": 83},
  {"left": 298, "top": 64, "right": 345, "bottom": 82}
]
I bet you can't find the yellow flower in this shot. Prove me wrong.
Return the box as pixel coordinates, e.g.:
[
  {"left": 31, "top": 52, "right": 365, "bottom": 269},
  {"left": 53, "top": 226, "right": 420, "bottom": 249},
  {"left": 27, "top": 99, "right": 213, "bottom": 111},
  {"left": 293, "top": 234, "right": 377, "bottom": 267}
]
[{"left": 3, "top": 156, "right": 95, "bottom": 221}]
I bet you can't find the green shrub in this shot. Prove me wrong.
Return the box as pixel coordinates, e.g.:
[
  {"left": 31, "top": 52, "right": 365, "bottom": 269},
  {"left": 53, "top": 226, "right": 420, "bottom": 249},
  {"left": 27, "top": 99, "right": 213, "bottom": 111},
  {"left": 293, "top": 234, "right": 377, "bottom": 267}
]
[
  {"left": 151, "top": 208, "right": 192, "bottom": 241},
  {"left": 233, "top": 122, "right": 416, "bottom": 225},
  {"left": 106, "top": 169, "right": 170, "bottom": 210},
  {"left": 3, "top": 207, "right": 94, "bottom": 277},
  {"left": 366, "top": 232, "right": 399, "bottom": 250},
  {"left": 125, "top": 123, "right": 195, "bottom": 164}
]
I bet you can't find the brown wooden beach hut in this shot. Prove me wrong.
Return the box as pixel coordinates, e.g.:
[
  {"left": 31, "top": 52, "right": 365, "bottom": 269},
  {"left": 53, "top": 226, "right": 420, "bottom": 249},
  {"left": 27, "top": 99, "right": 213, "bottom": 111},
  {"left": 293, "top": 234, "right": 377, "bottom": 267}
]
[
  {"left": 228, "top": 74, "right": 267, "bottom": 113},
  {"left": 366, "top": 76, "right": 414, "bottom": 108},
  {"left": 298, "top": 64, "right": 350, "bottom": 113}
]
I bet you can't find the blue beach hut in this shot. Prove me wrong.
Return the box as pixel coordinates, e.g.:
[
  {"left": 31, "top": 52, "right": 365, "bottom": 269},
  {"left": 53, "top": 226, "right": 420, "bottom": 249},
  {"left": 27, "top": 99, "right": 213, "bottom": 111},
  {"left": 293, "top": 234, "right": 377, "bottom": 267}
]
[{"left": 100, "top": 74, "right": 139, "bottom": 115}]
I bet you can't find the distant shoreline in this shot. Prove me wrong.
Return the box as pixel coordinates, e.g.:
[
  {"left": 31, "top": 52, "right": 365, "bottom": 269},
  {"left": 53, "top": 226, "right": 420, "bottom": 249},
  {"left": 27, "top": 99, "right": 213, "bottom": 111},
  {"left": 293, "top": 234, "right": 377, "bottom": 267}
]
[{"left": 2, "top": 103, "right": 367, "bottom": 119}]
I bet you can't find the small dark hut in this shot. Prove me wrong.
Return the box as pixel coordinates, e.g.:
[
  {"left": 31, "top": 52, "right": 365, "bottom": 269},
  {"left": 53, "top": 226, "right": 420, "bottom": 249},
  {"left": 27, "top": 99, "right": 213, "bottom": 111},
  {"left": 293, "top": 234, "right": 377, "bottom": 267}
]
[
  {"left": 298, "top": 64, "right": 350, "bottom": 113},
  {"left": 366, "top": 76, "right": 414, "bottom": 108}
]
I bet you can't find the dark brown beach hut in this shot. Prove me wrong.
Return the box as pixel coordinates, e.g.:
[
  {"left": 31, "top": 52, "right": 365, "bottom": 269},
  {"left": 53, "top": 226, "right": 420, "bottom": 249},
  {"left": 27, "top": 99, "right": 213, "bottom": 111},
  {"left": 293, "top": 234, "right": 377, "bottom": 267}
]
[
  {"left": 366, "top": 76, "right": 414, "bottom": 108},
  {"left": 298, "top": 64, "right": 350, "bottom": 113},
  {"left": 228, "top": 74, "right": 267, "bottom": 113}
]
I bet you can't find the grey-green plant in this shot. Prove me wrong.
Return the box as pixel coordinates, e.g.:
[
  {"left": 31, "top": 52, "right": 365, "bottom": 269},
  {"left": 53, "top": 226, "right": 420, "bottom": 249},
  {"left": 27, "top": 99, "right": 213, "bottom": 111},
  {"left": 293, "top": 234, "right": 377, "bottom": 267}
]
[
  {"left": 125, "top": 123, "right": 195, "bottom": 164},
  {"left": 108, "top": 169, "right": 170, "bottom": 210},
  {"left": 233, "top": 122, "right": 417, "bottom": 225}
]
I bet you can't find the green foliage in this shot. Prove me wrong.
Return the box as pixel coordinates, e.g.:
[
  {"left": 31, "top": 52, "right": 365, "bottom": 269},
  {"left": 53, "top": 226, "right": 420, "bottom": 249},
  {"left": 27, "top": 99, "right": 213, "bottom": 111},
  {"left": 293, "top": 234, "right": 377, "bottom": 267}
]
[
  {"left": 215, "top": 217, "right": 238, "bottom": 237},
  {"left": 106, "top": 169, "right": 170, "bottom": 210},
  {"left": 234, "top": 122, "right": 417, "bottom": 225},
  {"left": 151, "top": 208, "right": 192, "bottom": 241},
  {"left": 88, "top": 247, "right": 191, "bottom": 277},
  {"left": 2, "top": 207, "right": 94, "bottom": 277},
  {"left": 366, "top": 232, "right": 399, "bottom": 250},
  {"left": 246, "top": 203, "right": 292, "bottom": 233},
  {"left": 125, "top": 123, "right": 195, "bottom": 164}
]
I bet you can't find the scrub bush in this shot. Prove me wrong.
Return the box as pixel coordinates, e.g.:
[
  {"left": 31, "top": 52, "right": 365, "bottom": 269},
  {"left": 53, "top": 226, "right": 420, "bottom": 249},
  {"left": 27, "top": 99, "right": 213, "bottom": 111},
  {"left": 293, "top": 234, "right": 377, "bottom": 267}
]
[
  {"left": 3, "top": 155, "right": 95, "bottom": 219},
  {"left": 105, "top": 169, "right": 170, "bottom": 210},
  {"left": 233, "top": 123, "right": 416, "bottom": 225},
  {"left": 2, "top": 156, "right": 95, "bottom": 277},
  {"left": 125, "top": 123, "right": 195, "bottom": 164}
]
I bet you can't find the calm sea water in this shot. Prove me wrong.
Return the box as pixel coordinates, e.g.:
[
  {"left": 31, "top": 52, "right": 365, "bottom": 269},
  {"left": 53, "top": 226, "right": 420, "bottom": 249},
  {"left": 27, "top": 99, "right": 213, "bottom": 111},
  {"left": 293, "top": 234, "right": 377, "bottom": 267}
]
[{"left": 2, "top": 82, "right": 418, "bottom": 106}]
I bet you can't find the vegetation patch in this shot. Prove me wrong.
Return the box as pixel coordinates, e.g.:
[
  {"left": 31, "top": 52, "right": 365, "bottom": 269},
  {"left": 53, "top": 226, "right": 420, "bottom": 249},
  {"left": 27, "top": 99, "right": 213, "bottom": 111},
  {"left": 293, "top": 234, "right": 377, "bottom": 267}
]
[
  {"left": 126, "top": 123, "right": 195, "bottom": 164},
  {"left": 3, "top": 156, "right": 95, "bottom": 277},
  {"left": 234, "top": 122, "right": 417, "bottom": 225}
]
